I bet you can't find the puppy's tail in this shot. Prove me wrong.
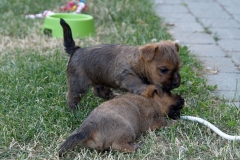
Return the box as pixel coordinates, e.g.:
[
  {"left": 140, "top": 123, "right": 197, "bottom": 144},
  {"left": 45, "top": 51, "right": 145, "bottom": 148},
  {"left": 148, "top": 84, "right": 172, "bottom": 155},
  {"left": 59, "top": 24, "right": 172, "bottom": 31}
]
[
  {"left": 60, "top": 18, "right": 80, "bottom": 55},
  {"left": 59, "top": 124, "right": 93, "bottom": 156}
]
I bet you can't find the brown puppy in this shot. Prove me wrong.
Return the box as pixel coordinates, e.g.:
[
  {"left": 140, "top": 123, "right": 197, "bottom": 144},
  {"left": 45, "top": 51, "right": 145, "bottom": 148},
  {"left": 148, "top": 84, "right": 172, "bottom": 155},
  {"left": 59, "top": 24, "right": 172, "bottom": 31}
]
[
  {"left": 58, "top": 85, "right": 184, "bottom": 156},
  {"left": 60, "top": 19, "right": 181, "bottom": 110}
]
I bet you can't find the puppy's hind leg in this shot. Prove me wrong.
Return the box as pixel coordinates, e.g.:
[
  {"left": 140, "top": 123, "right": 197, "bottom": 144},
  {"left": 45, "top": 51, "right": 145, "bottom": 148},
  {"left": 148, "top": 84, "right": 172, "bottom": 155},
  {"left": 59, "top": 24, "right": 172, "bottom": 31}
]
[
  {"left": 111, "top": 131, "right": 139, "bottom": 152},
  {"left": 67, "top": 74, "right": 90, "bottom": 110},
  {"left": 112, "top": 139, "right": 140, "bottom": 153}
]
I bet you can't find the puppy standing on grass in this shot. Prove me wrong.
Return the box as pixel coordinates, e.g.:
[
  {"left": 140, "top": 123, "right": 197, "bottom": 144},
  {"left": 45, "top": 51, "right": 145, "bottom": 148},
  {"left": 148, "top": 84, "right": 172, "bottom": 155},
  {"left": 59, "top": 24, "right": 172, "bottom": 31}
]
[
  {"left": 60, "top": 19, "right": 181, "bottom": 111},
  {"left": 59, "top": 85, "right": 184, "bottom": 155}
]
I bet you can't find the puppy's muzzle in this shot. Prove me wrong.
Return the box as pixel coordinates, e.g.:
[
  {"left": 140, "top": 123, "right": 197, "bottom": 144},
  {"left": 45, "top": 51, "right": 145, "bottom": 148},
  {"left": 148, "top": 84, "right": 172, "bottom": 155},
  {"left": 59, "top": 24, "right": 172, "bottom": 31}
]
[
  {"left": 172, "top": 80, "right": 180, "bottom": 88},
  {"left": 162, "top": 76, "right": 181, "bottom": 91},
  {"left": 169, "top": 72, "right": 181, "bottom": 90},
  {"left": 167, "top": 97, "right": 184, "bottom": 120},
  {"left": 162, "top": 82, "right": 180, "bottom": 91}
]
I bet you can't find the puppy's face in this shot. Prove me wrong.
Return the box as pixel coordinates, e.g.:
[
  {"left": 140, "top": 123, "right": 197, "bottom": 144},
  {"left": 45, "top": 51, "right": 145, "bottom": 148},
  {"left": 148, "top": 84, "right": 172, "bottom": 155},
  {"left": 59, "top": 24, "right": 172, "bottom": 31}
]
[
  {"left": 140, "top": 41, "right": 181, "bottom": 91},
  {"left": 142, "top": 85, "right": 184, "bottom": 119}
]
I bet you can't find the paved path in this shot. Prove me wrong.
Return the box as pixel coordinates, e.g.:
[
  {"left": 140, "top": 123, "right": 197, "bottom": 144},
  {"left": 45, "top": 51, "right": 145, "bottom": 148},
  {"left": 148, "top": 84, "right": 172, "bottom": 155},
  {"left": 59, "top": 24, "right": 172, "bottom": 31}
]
[{"left": 154, "top": 0, "right": 240, "bottom": 107}]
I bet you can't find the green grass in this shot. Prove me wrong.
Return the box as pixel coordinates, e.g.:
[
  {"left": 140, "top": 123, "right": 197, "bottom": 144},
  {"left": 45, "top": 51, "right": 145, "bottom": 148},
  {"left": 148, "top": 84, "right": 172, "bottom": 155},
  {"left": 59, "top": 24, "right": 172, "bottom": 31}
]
[{"left": 0, "top": 0, "right": 240, "bottom": 159}]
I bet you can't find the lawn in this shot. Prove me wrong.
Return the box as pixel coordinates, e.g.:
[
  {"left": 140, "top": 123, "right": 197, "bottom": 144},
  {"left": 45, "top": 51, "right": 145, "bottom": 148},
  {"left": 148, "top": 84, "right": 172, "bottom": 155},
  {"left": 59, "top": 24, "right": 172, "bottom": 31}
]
[{"left": 0, "top": 0, "right": 239, "bottom": 159}]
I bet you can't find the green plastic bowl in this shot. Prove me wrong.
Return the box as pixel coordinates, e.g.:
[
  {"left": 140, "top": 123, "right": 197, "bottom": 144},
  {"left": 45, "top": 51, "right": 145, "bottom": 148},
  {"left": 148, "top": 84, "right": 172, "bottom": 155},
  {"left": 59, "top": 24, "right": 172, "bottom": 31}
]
[{"left": 42, "top": 13, "right": 95, "bottom": 38}]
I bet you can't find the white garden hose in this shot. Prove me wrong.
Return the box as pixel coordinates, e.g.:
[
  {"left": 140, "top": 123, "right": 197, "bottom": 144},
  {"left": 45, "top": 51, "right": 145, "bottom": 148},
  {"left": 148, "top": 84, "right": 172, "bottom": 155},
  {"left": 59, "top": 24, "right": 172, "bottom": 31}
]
[{"left": 180, "top": 116, "right": 240, "bottom": 140}]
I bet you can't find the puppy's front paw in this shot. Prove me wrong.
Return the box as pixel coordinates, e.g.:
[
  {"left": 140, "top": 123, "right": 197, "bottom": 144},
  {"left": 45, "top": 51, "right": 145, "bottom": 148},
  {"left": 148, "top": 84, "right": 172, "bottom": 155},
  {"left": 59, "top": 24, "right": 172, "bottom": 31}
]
[
  {"left": 93, "top": 86, "right": 117, "bottom": 100},
  {"left": 112, "top": 92, "right": 121, "bottom": 98},
  {"left": 133, "top": 144, "right": 142, "bottom": 151},
  {"left": 67, "top": 101, "right": 78, "bottom": 111}
]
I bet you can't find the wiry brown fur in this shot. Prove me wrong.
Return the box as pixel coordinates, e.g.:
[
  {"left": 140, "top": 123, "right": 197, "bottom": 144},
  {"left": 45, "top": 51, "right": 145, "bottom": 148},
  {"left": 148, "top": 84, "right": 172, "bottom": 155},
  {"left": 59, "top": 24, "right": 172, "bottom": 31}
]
[
  {"left": 60, "top": 19, "right": 181, "bottom": 110},
  {"left": 58, "top": 85, "right": 184, "bottom": 156}
]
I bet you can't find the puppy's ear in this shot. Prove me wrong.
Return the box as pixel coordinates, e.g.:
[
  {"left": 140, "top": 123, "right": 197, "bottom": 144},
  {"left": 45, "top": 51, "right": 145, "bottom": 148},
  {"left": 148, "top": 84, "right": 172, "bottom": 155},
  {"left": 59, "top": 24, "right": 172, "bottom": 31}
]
[
  {"left": 175, "top": 42, "right": 179, "bottom": 52},
  {"left": 141, "top": 85, "right": 158, "bottom": 98},
  {"left": 139, "top": 44, "right": 159, "bottom": 61}
]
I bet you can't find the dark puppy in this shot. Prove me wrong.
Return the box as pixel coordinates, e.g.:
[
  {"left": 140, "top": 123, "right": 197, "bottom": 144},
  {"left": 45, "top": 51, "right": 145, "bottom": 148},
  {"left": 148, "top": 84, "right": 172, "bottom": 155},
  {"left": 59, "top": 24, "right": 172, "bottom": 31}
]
[
  {"left": 60, "top": 19, "right": 181, "bottom": 110},
  {"left": 58, "top": 85, "right": 184, "bottom": 155}
]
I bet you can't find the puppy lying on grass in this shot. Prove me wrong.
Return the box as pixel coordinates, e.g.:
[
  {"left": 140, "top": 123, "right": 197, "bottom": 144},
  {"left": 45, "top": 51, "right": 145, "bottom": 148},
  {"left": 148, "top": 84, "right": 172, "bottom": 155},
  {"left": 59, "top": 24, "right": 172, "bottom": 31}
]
[
  {"left": 59, "top": 85, "right": 184, "bottom": 156},
  {"left": 60, "top": 19, "right": 181, "bottom": 110}
]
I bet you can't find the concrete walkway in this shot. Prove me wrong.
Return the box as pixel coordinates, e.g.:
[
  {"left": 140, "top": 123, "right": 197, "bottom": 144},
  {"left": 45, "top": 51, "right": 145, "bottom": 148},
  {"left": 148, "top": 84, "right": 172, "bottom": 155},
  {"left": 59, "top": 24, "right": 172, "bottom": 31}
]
[{"left": 154, "top": 0, "right": 240, "bottom": 107}]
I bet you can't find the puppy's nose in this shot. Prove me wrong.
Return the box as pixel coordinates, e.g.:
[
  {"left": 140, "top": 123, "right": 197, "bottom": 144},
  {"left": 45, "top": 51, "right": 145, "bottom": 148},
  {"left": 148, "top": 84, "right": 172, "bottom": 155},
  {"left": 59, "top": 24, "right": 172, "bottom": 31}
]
[{"left": 172, "top": 81, "right": 179, "bottom": 87}]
